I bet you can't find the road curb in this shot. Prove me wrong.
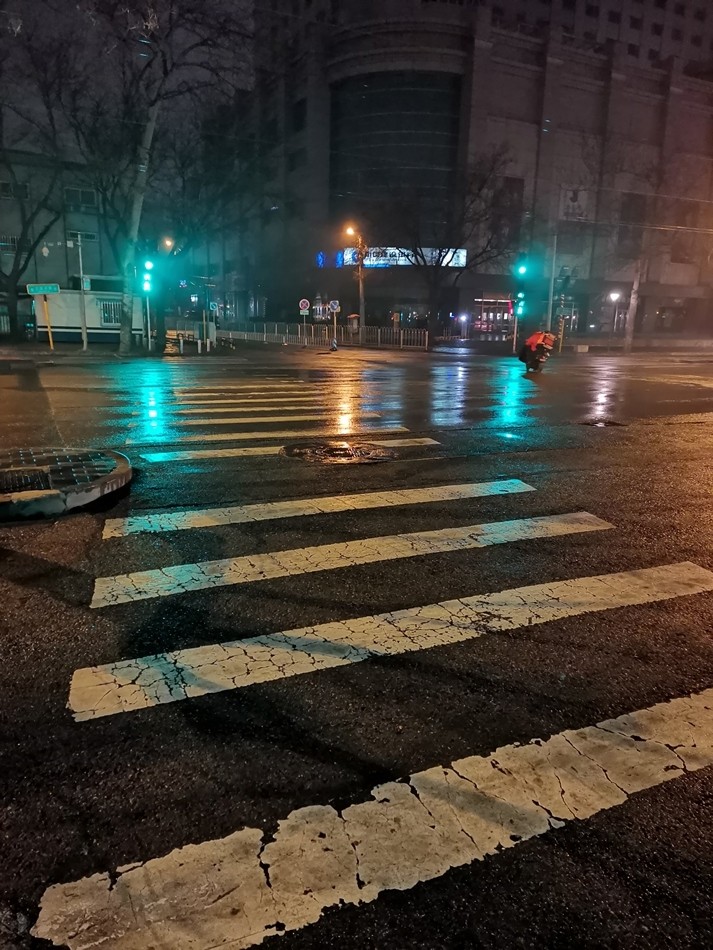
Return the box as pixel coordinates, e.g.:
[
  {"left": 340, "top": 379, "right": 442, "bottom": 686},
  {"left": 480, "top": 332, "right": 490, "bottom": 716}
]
[{"left": 0, "top": 449, "right": 132, "bottom": 520}]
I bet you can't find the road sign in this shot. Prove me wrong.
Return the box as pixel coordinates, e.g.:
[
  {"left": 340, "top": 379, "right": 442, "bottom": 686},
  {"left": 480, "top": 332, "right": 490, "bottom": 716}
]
[
  {"left": 329, "top": 299, "right": 340, "bottom": 312},
  {"left": 299, "top": 298, "right": 310, "bottom": 311},
  {"left": 209, "top": 302, "right": 218, "bottom": 312},
  {"left": 26, "top": 283, "right": 60, "bottom": 296}
]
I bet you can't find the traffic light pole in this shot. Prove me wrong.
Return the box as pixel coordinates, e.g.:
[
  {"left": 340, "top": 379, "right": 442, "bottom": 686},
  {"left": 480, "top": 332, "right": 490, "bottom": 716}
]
[
  {"left": 546, "top": 231, "right": 558, "bottom": 332},
  {"left": 145, "top": 296, "right": 152, "bottom": 351}
]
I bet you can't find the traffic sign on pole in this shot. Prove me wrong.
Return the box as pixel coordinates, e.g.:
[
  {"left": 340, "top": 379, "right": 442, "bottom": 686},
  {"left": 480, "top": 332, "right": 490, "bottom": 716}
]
[
  {"left": 26, "top": 283, "right": 60, "bottom": 295},
  {"left": 299, "top": 298, "right": 310, "bottom": 311},
  {"left": 329, "top": 299, "right": 340, "bottom": 313}
]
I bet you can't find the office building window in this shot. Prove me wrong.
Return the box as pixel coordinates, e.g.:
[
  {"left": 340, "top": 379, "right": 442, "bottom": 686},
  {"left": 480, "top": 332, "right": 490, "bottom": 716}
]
[
  {"left": 694, "top": 9, "right": 706, "bottom": 21},
  {"left": 585, "top": 4, "right": 599, "bottom": 17},
  {"left": 651, "top": 22, "right": 663, "bottom": 35},
  {"left": 558, "top": 221, "right": 588, "bottom": 256},
  {"left": 64, "top": 187, "right": 97, "bottom": 210},
  {"left": 627, "top": 43, "right": 640, "bottom": 55},
  {"left": 0, "top": 181, "right": 29, "bottom": 199},
  {"left": 608, "top": 11, "right": 620, "bottom": 24},
  {"left": 618, "top": 192, "right": 645, "bottom": 255},
  {"left": 692, "top": 34, "right": 702, "bottom": 46},
  {"left": 674, "top": 2, "right": 685, "bottom": 13},
  {"left": 648, "top": 48, "right": 659, "bottom": 60},
  {"left": 630, "top": 16, "right": 642, "bottom": 29},
  {"left": 66, "top": 230, "right": 97, "bottom": 244},
  {"left": 99, "top": 300, "right": 122, "bottom": 325},
  {"left": 0, "top": 234, "right": 21, "bottom": 251},
  {"left": 330, "top": 71, "right": 461, "bottom": 236}
]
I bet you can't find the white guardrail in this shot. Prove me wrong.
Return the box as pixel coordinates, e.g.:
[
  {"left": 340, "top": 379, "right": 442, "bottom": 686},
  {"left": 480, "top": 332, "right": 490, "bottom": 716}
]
[{"left": 216, "top": 323, "right": 429, "bottom": 351}]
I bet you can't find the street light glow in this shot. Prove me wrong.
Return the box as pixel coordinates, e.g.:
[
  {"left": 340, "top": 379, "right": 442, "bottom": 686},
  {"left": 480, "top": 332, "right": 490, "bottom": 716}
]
[
  {"left": 345, "top": 226, "right": 356, "bottom": 236},
  {"left": 162, "top": 237, "right": 175, "bottom": 250},
  {"left": 609, "top": 291, "right": 621, "bottom": 302}
]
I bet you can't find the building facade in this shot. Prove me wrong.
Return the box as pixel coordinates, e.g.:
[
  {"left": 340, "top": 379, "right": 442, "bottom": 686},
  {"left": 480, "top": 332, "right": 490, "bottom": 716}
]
[{"left": 254, "top": 0, "right": 713, "bottom": 336}]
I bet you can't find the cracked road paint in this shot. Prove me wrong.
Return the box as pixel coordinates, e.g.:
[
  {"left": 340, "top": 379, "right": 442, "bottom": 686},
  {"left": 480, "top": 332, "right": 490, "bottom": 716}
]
[
  {"left": 35, "top": 688, "right": 713, "bottom": 949},
  {"left": 102, "top": 479, "right": 534, "bottom": 539},
  {"left": 139, "top": 437, "right": 440, "bottom": 464},
  {"left": 89, "top": 512, "right": 612, "bottom": 609},
  {"left": 125, "top": 426, "right": 409, "bottom": 446},
  {"left": 71, "top": 559, "right": 710, "bottom": 720}
]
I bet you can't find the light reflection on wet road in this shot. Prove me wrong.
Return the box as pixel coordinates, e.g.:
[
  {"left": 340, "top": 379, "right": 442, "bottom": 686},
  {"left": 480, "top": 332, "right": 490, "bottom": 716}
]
[{"left": 9, "top": 351, "right": 713, "bottom": 452}]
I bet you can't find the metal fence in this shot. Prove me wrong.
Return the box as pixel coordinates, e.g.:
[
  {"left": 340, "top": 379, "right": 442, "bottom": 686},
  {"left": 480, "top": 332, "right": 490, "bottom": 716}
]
[{"left": 216, "top": 323, "right": 429, "bottom": 351}]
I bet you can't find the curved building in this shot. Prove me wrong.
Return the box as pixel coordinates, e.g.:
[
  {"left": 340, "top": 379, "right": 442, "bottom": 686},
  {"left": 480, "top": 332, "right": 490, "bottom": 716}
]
[{"left": 254, "top": 0, "right": 713, "bottom": 338}]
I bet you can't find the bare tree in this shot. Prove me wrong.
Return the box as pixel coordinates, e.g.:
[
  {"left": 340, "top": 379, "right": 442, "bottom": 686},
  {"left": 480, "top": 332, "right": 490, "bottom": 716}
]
[
  {"left": 0, "top": 7, "right": 76, "bottom": 337},
  {"left": 365, "top": 148, "right": 519, "bottom": 337},
  {"left": 59, "top": 0, "right": 253, "bottom": 352}
]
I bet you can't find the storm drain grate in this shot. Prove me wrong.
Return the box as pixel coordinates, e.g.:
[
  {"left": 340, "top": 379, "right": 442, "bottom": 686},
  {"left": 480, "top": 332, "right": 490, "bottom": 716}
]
[
  {"left": 281, "top": 440, "right": 397, "bottom": 464},
  {"left": 0, "top": 468, "right": 52, "bottom": 493}
]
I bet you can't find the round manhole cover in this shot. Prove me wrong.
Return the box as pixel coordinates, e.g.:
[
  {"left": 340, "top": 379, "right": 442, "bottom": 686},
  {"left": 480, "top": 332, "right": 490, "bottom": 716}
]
[
  {"left": 280, "top": 440, "right": 397, "bottom": 464},
  {"left": 580, "top": 420, "right": 628, "bottom": 427}
]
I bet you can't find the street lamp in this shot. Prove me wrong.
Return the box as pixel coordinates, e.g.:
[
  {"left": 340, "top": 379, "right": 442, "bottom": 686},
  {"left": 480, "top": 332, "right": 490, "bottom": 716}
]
[
  {"left": 161, "top": 236, "right": 175, "bottom": 252},
  {"left": 345, "top": 225, "right": 367, "bottom": 329}
]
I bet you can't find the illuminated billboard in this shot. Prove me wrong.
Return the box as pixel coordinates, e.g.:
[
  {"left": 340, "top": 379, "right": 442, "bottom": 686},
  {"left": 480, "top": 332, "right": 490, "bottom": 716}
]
[{"left": 343, "top": 247, "right": 467, "bottom": 268}]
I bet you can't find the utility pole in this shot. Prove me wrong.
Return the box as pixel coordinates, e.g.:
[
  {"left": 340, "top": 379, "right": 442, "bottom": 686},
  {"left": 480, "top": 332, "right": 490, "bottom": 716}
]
[
  {"left": 623, "top": 258, "right": 642, "bottom": 354},
  {"left": 546, "top": 231, "right": 558, "bottom": 332},
  {"left": 358, "top": 251, "right": 365, "bottom": 328},
  {"left": 76, "top": 233, "right": 88, "bottom": 351}
]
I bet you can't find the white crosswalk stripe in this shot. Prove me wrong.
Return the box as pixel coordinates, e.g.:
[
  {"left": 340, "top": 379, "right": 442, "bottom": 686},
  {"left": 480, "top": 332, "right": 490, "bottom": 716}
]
[
  {"left": 70, "top": 562, "right": 713, "bottom": 719},
  {"left": 45, "top": 422, "right": 713, "bottom": 950},
  {"left": 125, "top": 425, "right": 410, "bottom": 445},
  {"left": 103, "top": 479, "right": 532, "bottom": 538},
  {"left": 176, "top": 400, "right": 336, "bottom": 412},
  {"left": 35, "top": 687, "right": 713, "bottom": 949},
  {"left": 176, "top": 411, "right": 383, "bottom": 425},
  {"left": 139, "top": 436, "right": 440, "bottom": 463},
  {"left": 89, "top": 512, "right": 612, "bottom": 608}
]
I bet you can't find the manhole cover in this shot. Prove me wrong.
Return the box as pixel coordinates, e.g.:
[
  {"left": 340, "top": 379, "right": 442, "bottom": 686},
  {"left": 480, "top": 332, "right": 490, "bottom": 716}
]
[
  {"left": 580, "top": 420, "right": 628, "bottom": 427},
  {"left": 281, "top": 440, "right": 397, "bottom": 464},
  {"left": 0, "top": 468, "right": 52, "bottom": 492}
]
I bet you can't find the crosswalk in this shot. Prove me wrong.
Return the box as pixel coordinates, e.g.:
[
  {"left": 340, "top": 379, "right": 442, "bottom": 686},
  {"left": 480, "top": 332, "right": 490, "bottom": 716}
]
[{"left": 28, "top": 376, "right": 713, "bottom": 949}]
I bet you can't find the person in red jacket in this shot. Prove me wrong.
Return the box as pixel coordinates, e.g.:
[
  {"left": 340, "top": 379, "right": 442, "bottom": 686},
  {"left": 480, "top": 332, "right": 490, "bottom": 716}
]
[{"left": 525, "top": 330, "right": 556, "bottom": 351}]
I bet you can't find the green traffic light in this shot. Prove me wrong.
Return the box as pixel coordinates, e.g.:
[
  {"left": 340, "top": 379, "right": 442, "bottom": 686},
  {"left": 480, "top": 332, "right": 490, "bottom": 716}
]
[
  {"left": 517, "top": 264, "right": 527, "bottom": 275},
  {"left": 144, "top": 260, "right": 154, "bottom": 270}
]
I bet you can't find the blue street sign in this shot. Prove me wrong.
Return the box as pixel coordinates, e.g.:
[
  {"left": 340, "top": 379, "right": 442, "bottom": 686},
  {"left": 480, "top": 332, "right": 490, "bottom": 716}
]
[{"left": 26, "top": 283, "right": 60, "bottom": 295}]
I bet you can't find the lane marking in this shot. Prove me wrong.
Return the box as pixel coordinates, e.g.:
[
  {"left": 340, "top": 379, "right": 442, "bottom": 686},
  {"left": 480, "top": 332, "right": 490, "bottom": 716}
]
[
  {"left": 72, "top": 562, "right": 713, "bottom": 719},
  {"left": 177, "top": 400, "right": 332, "bottom": 412},
  {"left": 140, "top": 437, "right": 440, "bottom": 463},
  {"left": 177, "top": 412, "right": 383, "bottom": 426},
  {"left": 89, "top": 512, "right": 611, "bottom": 609},
  {"left": 38, "top": 687, "right": 713, "bottom": 949},
  {"left": 102, "top": 480, "right": 535, "bottom": 539},
  {"left": 126, "top": 426, "right": 410, "bottom": 446}
]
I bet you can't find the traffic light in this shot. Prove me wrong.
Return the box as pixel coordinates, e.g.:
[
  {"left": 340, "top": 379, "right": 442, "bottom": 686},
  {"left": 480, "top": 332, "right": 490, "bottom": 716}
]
[
  {"left": 142, "top": 259, "right": 154, "bottom": 294},
  {"left": 513, "top": 256, "right": 529, "bottom": 318}
]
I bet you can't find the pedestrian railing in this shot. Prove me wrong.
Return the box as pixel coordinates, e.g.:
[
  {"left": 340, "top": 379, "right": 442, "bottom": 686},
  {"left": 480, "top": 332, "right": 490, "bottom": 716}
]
[{"left": 216, "top": 323, "right": 429, "bottom": 351}]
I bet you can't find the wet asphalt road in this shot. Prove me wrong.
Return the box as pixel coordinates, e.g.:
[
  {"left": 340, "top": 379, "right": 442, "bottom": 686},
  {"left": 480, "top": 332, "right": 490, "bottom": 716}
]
[{"left": 1, "top": 345, "right": 713, "bottom": 949}]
